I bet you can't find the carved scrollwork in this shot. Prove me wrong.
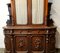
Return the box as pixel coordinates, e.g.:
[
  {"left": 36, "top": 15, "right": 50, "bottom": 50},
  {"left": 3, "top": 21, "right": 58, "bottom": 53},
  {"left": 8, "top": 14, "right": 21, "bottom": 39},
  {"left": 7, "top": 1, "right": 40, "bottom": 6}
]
[
  {"left": 18, "top": 39, "right": 24, "bottom": 48},
  {"left": 34, "top": 38, "right": 41, "bottom": 48},
  {"left": 4, "top": 38, "right": 7, "bottom": 48},
  {"left": 32, "top": 37, "right": 44, "bottom": 51}
]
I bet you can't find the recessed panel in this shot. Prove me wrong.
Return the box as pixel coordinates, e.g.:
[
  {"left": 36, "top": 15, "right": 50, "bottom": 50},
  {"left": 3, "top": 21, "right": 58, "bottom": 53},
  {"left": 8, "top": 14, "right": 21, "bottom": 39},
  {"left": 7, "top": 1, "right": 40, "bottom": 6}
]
[
  {"left": 15, "top": 36, "right": 28, "bottom": 51},
  {"left": 15, "top": 0, "right": 27, "bottom": 24},
  {"left": 32, "top": 0, "right": 44, "bottom": 24}
]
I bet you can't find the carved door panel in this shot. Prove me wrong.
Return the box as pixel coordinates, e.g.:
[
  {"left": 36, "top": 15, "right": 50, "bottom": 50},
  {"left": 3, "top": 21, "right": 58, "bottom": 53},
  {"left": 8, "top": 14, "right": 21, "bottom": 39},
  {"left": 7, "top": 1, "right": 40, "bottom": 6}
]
[
  {"left": 15, "top": 35, "right": 28, "bottom": 53},
  {"left": 31, "top": 35, "right": 45, "bottom": 53},
  {"left": 4, "top": 35, "right": 12, "bottom": 53}
]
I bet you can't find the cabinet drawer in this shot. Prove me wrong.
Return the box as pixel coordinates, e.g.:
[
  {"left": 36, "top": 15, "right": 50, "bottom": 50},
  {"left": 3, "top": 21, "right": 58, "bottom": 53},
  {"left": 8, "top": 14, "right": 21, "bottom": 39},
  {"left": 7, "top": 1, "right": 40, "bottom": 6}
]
[{"left": 14, "top": 29, "right": 46, "bottom": 34}]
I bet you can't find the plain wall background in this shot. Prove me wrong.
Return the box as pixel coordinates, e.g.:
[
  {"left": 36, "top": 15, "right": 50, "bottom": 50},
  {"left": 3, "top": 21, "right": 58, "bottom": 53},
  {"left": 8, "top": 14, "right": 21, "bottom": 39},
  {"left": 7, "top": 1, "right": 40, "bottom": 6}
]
[
  {"left": 0, "top": 0, "right": 60, "bottom": 48},
  {"left": 0, "top": 0, "right": 10, "bottom": 48},
  {"left": 51, "top": 0, "right": 60, "bottom": 48}
]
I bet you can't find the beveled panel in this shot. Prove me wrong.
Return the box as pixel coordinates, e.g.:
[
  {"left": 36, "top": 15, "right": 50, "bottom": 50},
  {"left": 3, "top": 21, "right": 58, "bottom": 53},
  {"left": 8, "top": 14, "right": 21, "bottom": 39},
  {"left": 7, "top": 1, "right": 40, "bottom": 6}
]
[
  {"left": 15, "top": 0, "right": 27, "bottom": 24},
  {"left": 32, "top": 0, "right": 44, "bottom": 24}
]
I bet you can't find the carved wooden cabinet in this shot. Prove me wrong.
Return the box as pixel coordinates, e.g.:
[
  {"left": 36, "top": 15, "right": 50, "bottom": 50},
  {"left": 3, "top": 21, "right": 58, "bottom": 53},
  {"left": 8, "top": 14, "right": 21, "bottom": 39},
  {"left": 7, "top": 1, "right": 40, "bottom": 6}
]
[
  {"left": 3, "top": 0, "right": 56, "bottom": 53},
  {"left": 4, "top": 26, "right": 56, "bottom": 53}
]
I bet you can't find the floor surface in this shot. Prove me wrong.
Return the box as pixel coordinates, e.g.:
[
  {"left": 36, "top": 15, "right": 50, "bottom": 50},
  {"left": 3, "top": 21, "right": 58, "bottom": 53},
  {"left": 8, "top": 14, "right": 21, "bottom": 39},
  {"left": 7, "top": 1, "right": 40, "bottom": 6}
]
[{"left": 0, "top": 48, "right": 60, "bottom": 53}]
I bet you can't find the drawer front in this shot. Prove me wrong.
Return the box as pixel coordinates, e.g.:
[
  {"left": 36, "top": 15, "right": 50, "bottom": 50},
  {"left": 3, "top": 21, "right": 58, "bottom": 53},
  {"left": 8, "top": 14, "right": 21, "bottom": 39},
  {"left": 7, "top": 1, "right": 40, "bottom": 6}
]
[
  {"left": 31, "top": 35, "right": 45, "bottom": 53},
  {"left": 15, "top": 35, "right": 28, "bottom": 51},
  {"left": 14, "top": 29, "right": 46, "bottom": 34}
]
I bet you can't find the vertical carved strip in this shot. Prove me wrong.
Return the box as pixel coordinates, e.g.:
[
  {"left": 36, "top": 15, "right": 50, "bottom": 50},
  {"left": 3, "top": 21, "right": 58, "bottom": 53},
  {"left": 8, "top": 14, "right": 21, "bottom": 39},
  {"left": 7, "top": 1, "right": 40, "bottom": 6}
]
[
  {"left": 10, "top": 36, "right": 14, "bottom": 53},
  {"left": 27, "top": 35, "right": 32, "bottom": 53},
  {"left": 45, "top": 34, "right": 49, "bottom": 53},
  {"left": 10, "top": 29, "right": 15, "bottom": 53},
  {"left": 49, "top": 35, "right": 56, "bottom": 53}
]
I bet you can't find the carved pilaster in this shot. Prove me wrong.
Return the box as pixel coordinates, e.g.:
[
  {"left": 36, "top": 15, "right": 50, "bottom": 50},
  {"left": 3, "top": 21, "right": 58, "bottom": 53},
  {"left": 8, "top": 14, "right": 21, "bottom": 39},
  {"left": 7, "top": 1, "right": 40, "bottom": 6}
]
[
  {"left": 45, "top": 34, "right": 49, "bottom": 53},
  {"left": 10, "top": 36, "right": 15, "bottom": 53}
]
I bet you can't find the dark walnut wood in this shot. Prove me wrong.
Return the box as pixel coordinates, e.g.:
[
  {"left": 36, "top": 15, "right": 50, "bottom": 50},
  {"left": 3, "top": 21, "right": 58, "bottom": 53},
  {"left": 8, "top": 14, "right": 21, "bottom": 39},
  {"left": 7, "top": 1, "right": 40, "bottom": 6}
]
[
  {"left": 3, "top": 0, "right": 57, "bottom": 53},
  {"left": 3, "top": 26, "right": 56, "bottom": 53}
]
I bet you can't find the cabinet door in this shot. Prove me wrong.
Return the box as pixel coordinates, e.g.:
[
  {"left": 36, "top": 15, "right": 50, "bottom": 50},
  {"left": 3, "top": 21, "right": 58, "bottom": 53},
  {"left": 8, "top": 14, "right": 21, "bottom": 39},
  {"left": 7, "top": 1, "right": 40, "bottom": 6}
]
[
  {"left": 31, "top": 35, "right": 45, "bottom": 53},
  {"left": 32, "top": 0, "right": 44, "bottom": 24},
  {"left": 14, "top": 35, "right": 28, "bottom": 53},
  {"left": 11, "top": 0, "right": 48, "bottom": 25}
]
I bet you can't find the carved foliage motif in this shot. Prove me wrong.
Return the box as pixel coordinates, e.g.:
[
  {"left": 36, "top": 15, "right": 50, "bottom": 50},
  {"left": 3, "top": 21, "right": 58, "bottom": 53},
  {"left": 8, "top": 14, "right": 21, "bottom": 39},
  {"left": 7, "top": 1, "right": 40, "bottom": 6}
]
[
  {"left": 4, "top": 29, "right": 13, "bottom": 34},
  {"left": 15, "top": 36, "right": 28, "bottom": 51},
  {"left": 31, "top": 36, "right": 44, "bottom": 51},
  {"left": 4, "top": 36, "right": 11, "bottom": 51},
  {"left": 4, "top": 27, "right": 56, "bottom": 53},
  {"left": 19, "top": 39, "right": 25, "bottom": 48}
]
